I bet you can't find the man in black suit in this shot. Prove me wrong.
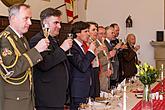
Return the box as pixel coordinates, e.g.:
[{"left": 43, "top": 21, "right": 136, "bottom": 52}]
[
  {"left": 30, "top": 8, "right": 72, "bottom": 110},
  {"left": 110, "top": 23, "right": 125, "bottom": 83},
  {"left": 68, "top": 21, "right": 96, "bottom": 110},
  {"left": 104, "top": 26, "right": 121, "bottom": 89}
]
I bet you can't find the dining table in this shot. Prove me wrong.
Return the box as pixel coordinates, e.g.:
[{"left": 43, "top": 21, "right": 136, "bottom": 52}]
[{"left": 78, "top": 78, "right": 165, "bottom": 110}]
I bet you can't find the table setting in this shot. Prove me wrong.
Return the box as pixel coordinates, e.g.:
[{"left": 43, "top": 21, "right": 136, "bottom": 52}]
[{"left": 78, "top": 63, "right": 165, "bottom": 110}]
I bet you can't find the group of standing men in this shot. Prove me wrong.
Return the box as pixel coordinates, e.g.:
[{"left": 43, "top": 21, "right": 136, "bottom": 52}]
[
  {"left": 0, "top": 3, "right": 72, "bottom": 110},
  {"left": 0, "top": 3, "right": 140, "bottom": 110},
  {"left": 0, "top": 3, "right": 97, "bottom": 110}
]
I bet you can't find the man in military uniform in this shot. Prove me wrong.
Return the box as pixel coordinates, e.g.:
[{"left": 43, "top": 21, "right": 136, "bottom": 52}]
[{"left": 0, "top": 3, "right": 49, "bottom": 110}]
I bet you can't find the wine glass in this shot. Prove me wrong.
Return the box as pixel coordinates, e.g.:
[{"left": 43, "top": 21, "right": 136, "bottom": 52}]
[
  {"left": 119, "top": 38, "right": 122, "bottom": 44},
  {"left": 43, "top": 24, "right": 50, "bottom": 39},
  {"left": 67, "top": 33, "right": 73, "bottom": 56},
  {"left": 43, "top": 24, "right": 51, "bottom": 51}
]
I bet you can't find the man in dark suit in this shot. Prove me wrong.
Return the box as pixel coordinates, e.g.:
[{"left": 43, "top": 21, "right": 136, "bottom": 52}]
[
  {"left": 110, "top": 23, "right": 126, "bottom": 83},
  {"left": 104, "top": 26, "right": 121, "bottom": 89},
  {"left": 0, "top": 4, "right": 49, "bottom": 110},
  {"left": 30, "top": 8, "right": 72, "bottom": 110},
  {"left": 68, "top": 21, "right": 96, "bottom": 110},
  {"left": 110, "top": 23, "right": 120, "bottom": 45}
]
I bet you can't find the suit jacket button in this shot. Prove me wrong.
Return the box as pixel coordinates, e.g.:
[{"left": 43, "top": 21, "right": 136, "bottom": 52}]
[{"left": 16, "top": 97, "right": 20, "bottom": 100}]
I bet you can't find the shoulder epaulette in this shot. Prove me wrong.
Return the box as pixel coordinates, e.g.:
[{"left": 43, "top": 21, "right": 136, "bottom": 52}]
[{"left": 0, "top": 31, "right": 10, "bottom": 39}]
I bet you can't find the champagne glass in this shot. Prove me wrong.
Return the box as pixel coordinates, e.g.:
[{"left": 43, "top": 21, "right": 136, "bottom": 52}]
[
  {"left": 89, "top": 36, "right": 94, "bottom": 44},
  {"left": 43, "top": 24, "right": 50, "bottom": 39},
  {"left": 119, "top": 38, "right": 122, "bottom": 44},
  {"left": 67, "top": 33, "right": 73, "bottom": 56},
  {"left": 111, "top": 38, "right": 123, "bottom": 62},
  {"left": 43, "top": 24, "right": 51, "bottom": 51},
  {"left": 96, "top": 39, "right": 107, "bottom": 56}
]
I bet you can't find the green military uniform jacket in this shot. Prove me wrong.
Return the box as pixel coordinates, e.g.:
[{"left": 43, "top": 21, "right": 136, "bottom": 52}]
[{"left": 0, "top": 26, "right": 43, "bottom": 110}]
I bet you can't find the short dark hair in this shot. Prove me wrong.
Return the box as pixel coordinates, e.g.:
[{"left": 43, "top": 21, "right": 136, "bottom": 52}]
[
  {"left": 87, "top": 21, "right": 98, "bottom": 29},
  {"left": 8, "top": 3, "right": 30, "bottom": 20},
  {"left": 40, "top": 8, "right": 62, "bottom": 23},
  {"left": 71, "top": 21, "right": 89, "bottom": 38},
  {"left": 110, "top": 23, "right": 118, "bottom": 28}
]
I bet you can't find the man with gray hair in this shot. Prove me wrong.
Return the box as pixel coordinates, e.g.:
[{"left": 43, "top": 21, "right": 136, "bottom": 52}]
[{"left": 0, "top": 3, "right": 49, "bottom": 110}]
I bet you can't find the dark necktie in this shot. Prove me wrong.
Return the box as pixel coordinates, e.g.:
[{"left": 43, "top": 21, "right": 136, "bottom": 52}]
[{"left": 109, "top": 41, "right": 113, "bottom": 47}]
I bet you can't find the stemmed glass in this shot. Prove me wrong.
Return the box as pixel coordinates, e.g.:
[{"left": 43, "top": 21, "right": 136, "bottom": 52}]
[
  {"left": 111, "top": 86, "right": 117, "bottom": 96},
  {"left": 67, "top": 33, "right": 73, "bottom": 56},
  {"left": 43, "top": 24, "right": 50, "bottom": 39},
  {"left": 111, "top": 38, "right": 123, "bottom": 62},
  {"left": 119, "top": 38, "right": 122, "bottom": 44},
  {"left": 43, "top": 24, "right": 51, "bottom": 51}
]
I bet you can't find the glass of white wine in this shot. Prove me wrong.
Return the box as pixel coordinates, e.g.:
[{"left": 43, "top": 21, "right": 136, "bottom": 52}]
[
  {"left": 67, "top": 33, "right": 73, "bottom": 56},
  {"left": 43, "top": 24, "right": 51, "bottom": 51}
]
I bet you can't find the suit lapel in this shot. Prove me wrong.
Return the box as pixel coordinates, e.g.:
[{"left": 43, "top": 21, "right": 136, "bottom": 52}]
[{"left": 73, "top": 40, "right": 85, "bottom": 56}]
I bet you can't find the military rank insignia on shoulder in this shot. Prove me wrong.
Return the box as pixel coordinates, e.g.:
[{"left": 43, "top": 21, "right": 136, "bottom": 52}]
[
  {"left": 0, "top": 31, "right": 10, "bottom": 39},
  {"left": 1, "top": 48, "right": 12, "bottom": 57}
]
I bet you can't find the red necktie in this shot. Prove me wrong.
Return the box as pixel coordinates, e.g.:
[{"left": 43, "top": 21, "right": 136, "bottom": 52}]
[{"left": 82, "top": 42, "right": 89, "bottom": 53}]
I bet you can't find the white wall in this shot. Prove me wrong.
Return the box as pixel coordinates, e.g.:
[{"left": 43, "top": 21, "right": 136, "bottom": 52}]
[
  {"left": 0, "top": 0, "right": 86, "bottom": 22},
  {"left": 0, "top": 0, "right": 66, "bottom": 20},
  {"left": 87, "top": 0, "right": 164, "bottom": 66},
  {"left": 0, "top": 0, "right": 80, "bottom": 22}
]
